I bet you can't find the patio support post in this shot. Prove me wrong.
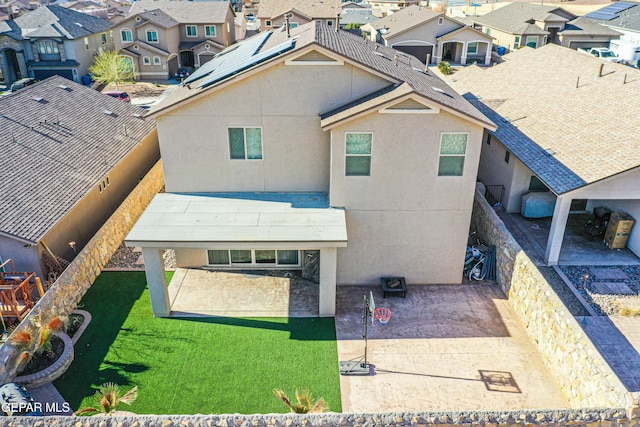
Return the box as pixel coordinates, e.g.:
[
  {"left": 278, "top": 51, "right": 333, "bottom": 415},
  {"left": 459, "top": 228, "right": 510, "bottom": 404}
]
[
  {"left": 141, "top": 247, "right": 171, "bottom": 317},
  {"left": 319, "top": 247, "right": 337, "bottom": 317},
  {"left": 544, "top": 195, "right": 571, "bottom": 266}
]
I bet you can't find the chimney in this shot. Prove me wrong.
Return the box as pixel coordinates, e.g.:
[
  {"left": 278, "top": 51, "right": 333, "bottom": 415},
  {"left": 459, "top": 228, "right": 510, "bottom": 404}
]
[
  {"left": 284, "top": 13, "right": 291, "bottom": 38},
  {"left": 335, "top": 12, "right": 340, "bottom": 32}
]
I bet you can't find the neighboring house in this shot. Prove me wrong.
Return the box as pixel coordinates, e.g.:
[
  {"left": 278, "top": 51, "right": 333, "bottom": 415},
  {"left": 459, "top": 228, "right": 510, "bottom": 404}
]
[
  {"left": 257, "top": 0, "right": 341, "bottom": 32},
  {"left": 0, "top": 5, "right": 113, "bottom": 86},
  {"left": 59, "top": 0, "right": 109, "bottom": 19},
  {"left": 235, "top": 11, "right": 247, "bottom": 40},
  {"left": 112, "top": 1, "right": 236, "bottom": 80},
  {"left": 361, "top": 5, "right": 494, "bottom": 65},
  {"left": 126, "top": 22, "right": 495, "bottom": 317},
  {"left": 469, "top": 3, "right": 619, "bottom": 51},
  {"left": 446, "top": 44, "right": 640, "bottom": 265},
  {"left": 0, "top": 76, "right": 160, "bottom": 279},
  {"left": 339, "top": 9, "right": 379, "bottom": 30},
  {"left": 361, "top": 0, "right": 419, "bottom": 15},
  {"left": 585, "top": 2, "right": 640, "bottom": 59}
]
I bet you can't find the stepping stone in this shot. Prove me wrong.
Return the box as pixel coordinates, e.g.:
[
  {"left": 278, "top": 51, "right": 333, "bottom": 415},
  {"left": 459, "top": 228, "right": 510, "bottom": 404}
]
[
  {"left": 592, "top": 282, "right": 635, "bottom": 295},
  {"left": 590, "top": 268, "right": 629, "bottom": 281}
]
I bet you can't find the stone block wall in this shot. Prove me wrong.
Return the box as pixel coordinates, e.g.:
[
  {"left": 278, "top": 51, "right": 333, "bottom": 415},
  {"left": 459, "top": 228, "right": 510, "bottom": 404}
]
[
  {"left": 0, "top": 160, "right": 164, "bottom": 384},
  {"left": 471, "top": 190, "right": 637, "bottom": 410}
]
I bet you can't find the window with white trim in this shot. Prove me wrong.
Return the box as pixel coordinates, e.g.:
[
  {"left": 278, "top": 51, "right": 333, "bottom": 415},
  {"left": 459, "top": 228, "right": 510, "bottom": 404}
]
[
  {"left": 205, "top": 25, "right": 216, "bottom": 37},
  {"left": 84, "top": 37, "right": 89, "bottom": 50},
  {"left": 438, "top": 17, "right": 444, "bottom": 25},
  {"left": 526, "top": 36, "right": 538, "bottom": 48},
  {"left": 290, "top": 22, "right": 299, "bottom": 28},
  {"left": 143, "top": 56, "right": 151, "bottom": 65},
  {"left": 153, "top": 56, "right": 161, "bottom": 65},
  {"left": 207, "top": 250, "right": 300, "bottom": 266},
  {"left": 121, "top": 28, "right": 133, "bottom": 43},
  {"left": 101, "top": 33, "right": 107, "bottom": 44},
  {"left": 514, "top": 36, "right": 520, "bottom": 49},
  {"left": 467, "top": 41, "right": 478, "bottom": 54},
  {"left": 228, "top": 127, "right": 263, "bottom": 160},
  {"left": 345, "top": 132, "right": 372, "bottom": 176},
  {"left": 265, "top": 20, "right": 272, "bottom": 26},
  {"left": 186, "top": 25, "right": 197, "bottom": 37},
  {"left": 146, "top": 28, "right": 159, "bottom": 43},
  {"left": 438, "top": 133, "right": 467, "bottom": 176},
  {"left": 327, "top": 19, "right": 334, "bottom": 26}
]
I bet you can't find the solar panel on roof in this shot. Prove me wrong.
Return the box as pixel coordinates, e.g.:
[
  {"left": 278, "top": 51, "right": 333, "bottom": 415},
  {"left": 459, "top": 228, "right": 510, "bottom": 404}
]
[{"left": 586, "top": 2, "right": 637, "bottom": 20}]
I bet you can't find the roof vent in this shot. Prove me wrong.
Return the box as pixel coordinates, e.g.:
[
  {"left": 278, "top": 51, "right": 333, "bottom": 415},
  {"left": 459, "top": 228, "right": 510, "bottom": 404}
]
[
  {"left": 132, "top": 113, "right": 143, "bottom": 118},
  {"left": 75, "top": 22, "right": 83, "bottom": 27},
  {"left": 103, "top": 110, "right": 115, "bottom": 116},
  {"left": 544, "top": 148, "right": 556, "bottom": 156},
  {"left": 31, "top": 96, "right": 44, "bottom": 102},
  {"left": 58, "top": 84, "right": 71, "bottom": 91},
  {"left": 431, "top": 87, "right": 445, "bottom": 93}
]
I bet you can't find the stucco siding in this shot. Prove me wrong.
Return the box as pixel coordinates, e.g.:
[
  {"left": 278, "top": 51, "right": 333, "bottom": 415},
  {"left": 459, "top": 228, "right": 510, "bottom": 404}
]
[
  {"left": 175, "top": 248, "right": 208, "bottom": 267},
  {"left": 0, "top": 236, "right": 41, "bottom": 278},
  {"left": 158, "top": 60, "right": 390, "bottom": 193},
  {"left": 387, "top": 19, "right": 459, "bottom": 47},
  {"left": 329, "top": 110, "right": 484, "bottom": 284}
]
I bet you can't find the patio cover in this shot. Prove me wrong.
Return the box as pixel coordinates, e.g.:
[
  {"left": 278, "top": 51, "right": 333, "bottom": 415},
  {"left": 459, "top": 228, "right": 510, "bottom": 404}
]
[{"left": 126, "top": 192, "right": 348, "bottom": 248}]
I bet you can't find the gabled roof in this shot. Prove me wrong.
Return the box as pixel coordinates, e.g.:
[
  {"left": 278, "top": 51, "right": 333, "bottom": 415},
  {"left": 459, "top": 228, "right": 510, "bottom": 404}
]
[
  {"left": 470, "top": 3, "right": 575, "bottom": 35},
  {"left": 123, "top": 39, "right": 170, "bottom": 56},
  {"left": 257, "top": 0, "right": 341, "bottom": 20},
  {"left": 149, "top": 21, "right": 494, "bottom": 129},
  {"left": 436, "top": 23, "right": 493, "bottom": 41},
  {"left": 6, "top": 5, "right": 111, "bottom": 39},
  {"left": 585, "top": 2, "right": 640, "bottom": 33},
  {"left": 0, "top": 76, "right": 156, "bottom": 244},
  {"left": 129, "top": 1, "right": 234, "bottom": 24},
  {"left": 559, "top": 16, "right": 622, "bottom": 37},
  {"left": 132, "top": 9, "right": 179, "bottom": 29},
  {"left": 364, "top": 5, "right": 441, "bottom": 36},
  {"left": 340, "top": 9, "right": 378, "bottom": 26},
  {"left": 446, "top": 44, "right": 640, "bottom": 195}
]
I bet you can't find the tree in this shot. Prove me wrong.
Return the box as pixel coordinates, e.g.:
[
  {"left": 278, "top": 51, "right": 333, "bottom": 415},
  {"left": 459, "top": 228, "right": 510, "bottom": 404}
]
[
  {"left": 345, "top": 22, "right": 361, "bottom": 30},
  {"left": 76, "top": 383, "right": 138, "bottom": 416},
  {"left": 274, "top": 389, "right": 329, "bottom": 414},
  {"left": 89, "top": 50, "right": 135, "bottom": 90}
]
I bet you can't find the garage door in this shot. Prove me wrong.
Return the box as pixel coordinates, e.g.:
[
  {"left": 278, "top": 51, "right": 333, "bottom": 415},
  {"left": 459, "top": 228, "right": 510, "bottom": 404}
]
[
  {"left": 393, "top": 45, "right": 433, "bottom": 64},
  {"left": 33, "top": 69, "right": 74, "bottom": 81},
  {"left": 570, "top": 41, "right": 608, "bottom": 50}
]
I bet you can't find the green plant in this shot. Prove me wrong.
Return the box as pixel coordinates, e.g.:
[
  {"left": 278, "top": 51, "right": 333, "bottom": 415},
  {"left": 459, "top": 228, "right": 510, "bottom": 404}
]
[
  {"left": 345, "top": 22, "right": 361, "bottom": 30},
  {"left": 438, "top": 61, "right": 452, "bottom": 75},
  {"left": 89, "top": 50, "right": 135, "bottom": 90},
  {"left": 76, "top": 383, "right": 138, "bottom": 416},
  {"left": 274, "top": 389, "right": 328, "bottom": 413}
]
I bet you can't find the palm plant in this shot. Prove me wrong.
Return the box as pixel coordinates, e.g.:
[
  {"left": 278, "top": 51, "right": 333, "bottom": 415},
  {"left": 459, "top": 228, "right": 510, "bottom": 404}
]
[
  {"left": 76, "top": 383, "right": 138, "bottom": 416},
  {"left": 274, "top": 389, "right": 328, "bottom": 414}
]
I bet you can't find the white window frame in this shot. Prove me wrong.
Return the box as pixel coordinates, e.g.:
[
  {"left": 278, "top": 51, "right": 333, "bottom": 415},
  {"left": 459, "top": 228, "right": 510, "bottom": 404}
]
[
  {"left": 438, "top": 132, "right": 468, "bottom": 177},
  {"left": 84, "top": 37, "right": 89, "bottom": 50},
  {"left": 345, "top": 132, "right": 372, "bottom": 177},
  {"left": 205, "top": 25, "right": 216, "bottom": 37},
  {"left": 514, "top": 35, "right": 520, "bottom": 49},
  {"left": 143, "top": 56, "right": 151, "bottom": 65},
  {"left": 467, "top": 41, "right": 478, "bottom": 54},
  {"left": 146, "top": 28, "right": 159, "bottom": 43},
  {"left": 327, "top": 19, "right": 334, "bottom": 26},
  {"left": 438, "top": 17, "right": 444, "bottom": 25},
  {"left": 526, "top": 36, "right": 538, "bottom": 48},
  {"left": 265, "top": 20, "right": 272, "bottom": 26},
  {"left": 227, "top": 126, "right": 263, "bottom": 160},
  {"left": 290, "top": 22, "right": 299, "bottom": 28},
  {"left": 121, "top": 28, "right": 133, "bottom": 43},
  {"left": 101, "top": 33, "right": 107, "bottom": 44},
  {"left": 36, "top": 40, "right": 59, "bottom": 55},
  {"left": 153, "top": 56, "right": 161, "bottom": 65},
  {"left": 207, "top": 249, "right": 301, "bottom": 267},
  {"left": 186, "top": 25, "right": 197, "bottom": 37}
]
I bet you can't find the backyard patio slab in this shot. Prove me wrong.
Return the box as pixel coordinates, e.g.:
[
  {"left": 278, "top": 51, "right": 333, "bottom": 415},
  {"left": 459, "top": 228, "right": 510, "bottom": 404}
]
[{"left": 335, "top": 284, "right": 569, "bottom": 412}]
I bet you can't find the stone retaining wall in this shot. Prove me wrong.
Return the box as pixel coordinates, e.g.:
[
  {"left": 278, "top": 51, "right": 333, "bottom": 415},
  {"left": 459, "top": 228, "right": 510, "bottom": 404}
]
[
  {"left": 470, "top": 190, "right": 638, "bottom": 412},
  {"left": 0, "top": 160, "right": 164, "bottom": 384},
  {"left": 0, "top": 408, "right": 636, "bottom": 427}
]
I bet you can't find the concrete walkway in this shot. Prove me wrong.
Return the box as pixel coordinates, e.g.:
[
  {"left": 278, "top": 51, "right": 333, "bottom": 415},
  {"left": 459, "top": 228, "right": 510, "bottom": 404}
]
[
  {"left": 336, "top": 284, "right": 569, "bottom": 412},
  {"left": 28, "top": 383, "right": 73, "bottom": 415}
]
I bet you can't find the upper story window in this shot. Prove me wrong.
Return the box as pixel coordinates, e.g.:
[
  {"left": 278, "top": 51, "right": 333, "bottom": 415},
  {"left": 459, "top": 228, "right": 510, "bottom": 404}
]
[
  {"left": 265, "top": 20, "right": 272, "bottom": 26},
  {"left": 485, "top": 28, "right": 491, "bottom": 36},
  {"left": 438, "top": 17, "right": 444, "bottom": 25},
  {"left": 186, "top": 25, "right": 197, "bottom": 37},
  {"left": 153, "top": 56, "right": 161, "bottom": 65},
  {"left": 121, "top": 28, "right": 133, "bottom": 43},
  {"left": 228, "top": 127, "right": 263, "bottom": 160},
  {"left": 146, "top": 29, "right": 159, "bottom": 43},
  {"left": 438, "top": 133, "right": 468, "bottom": 176},
  {"left": 101, "top": 33, "right": 107, "bottom": 44},
  {"left": 345, "top": 132, "right": 372, "bottom": 176},
  {"left": 289, "top": 22, "right": 299, "bottom": 28},
  {"left": 327, "top": 19, "right": 334, "bottom": 26},
  {"left": 205, "top": 25, "right": 216, "bottom": 37},
  {"left": 36, "top": 40, "right": 59, "bottom": 56},
  {"left": 84, "top": 37, "right": 89, "bottom": 50}
]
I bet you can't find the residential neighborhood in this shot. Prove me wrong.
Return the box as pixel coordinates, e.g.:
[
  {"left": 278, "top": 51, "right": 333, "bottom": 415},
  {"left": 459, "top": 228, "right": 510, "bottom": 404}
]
[{"left": 1, "top": 0, "right": 640, "bottom": 422}]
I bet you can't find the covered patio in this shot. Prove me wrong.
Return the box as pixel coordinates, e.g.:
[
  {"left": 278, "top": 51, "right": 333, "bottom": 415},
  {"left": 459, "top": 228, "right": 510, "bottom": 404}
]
[{"left": 125, "top": 192, "right": 347, "bottom": 318}]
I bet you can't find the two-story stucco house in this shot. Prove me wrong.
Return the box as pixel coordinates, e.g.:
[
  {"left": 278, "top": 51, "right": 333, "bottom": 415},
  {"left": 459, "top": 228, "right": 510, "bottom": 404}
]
[
  {"left": 361, "top": 5, "right": 494, "bottom": 65},
  {"left": 257, "top": 0, "right": 341, "bottom": 32},
  {"left": 126, "top": 22, "right": 495, "bottom": 318},
  {"left": 112, "top": 1, "right": 236, "bottom": 80},
  {"left": 0, "top": 5, "right": 113, "bottom": 86},
  {"left": 469, "top": 3, "right": 620, "bottom": 52}
]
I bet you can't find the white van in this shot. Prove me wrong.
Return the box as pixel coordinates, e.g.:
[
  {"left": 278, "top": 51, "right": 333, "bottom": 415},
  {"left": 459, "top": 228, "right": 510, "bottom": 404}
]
[{"left": 609, "top": 39, "right": 640, "bottom": 63}]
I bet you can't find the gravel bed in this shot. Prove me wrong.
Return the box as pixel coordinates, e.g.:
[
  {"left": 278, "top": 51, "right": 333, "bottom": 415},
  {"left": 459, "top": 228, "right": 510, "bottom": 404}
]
[
  {"left": 559, "top": 265, "right": 640, "bottom": 315},
  {"left": 538, "top": 266, "right": 591, "bottom": 316},
  {"left": 104, "top": 243, "right": 176, "bottom": 270}
]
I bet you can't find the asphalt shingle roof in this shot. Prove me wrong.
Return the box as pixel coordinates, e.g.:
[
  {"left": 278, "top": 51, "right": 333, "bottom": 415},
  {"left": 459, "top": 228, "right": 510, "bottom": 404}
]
[
  {"left": 470, "top": 3, "right": 572, "bottom": 35},
  {"left": 560, "top": 16, "right": 622, "bottom": 36},
  {"left": 446, "top": 44, "right": 640, "bottom": 195},
  {"left": 0, "top": 76, "right": 156, "bottom": 243},
  {"left": 134, "top": 9, "right": 179, "bottom": 29},
  {"left": 129, "top": 1, "right": 233, "bottom": 24},
  {"left": 150, "top": 21, "right": 492, "bottom": 128},
  {"left": 8, "top": 5, "right": 111, "bottom": 39},
  {"left": 365, "top": 5, "right": 440, "bottom": 35},
  {"left": 257, "top": 0, "right": 341, "bottom": 19}
]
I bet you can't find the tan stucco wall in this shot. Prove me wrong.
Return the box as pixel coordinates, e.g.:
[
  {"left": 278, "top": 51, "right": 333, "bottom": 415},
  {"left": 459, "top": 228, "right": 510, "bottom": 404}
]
[
  {"left": 157, "top": 60, "right": 390, "bottom": 192},
  {"left": 175, "top": 248, "right": 208, "bottom": 267},
  {"left": 330, "top": 110, "right": 485, "bottom": 284},
  {"left": 387, "top": 18, "right": 459, "bottom": 47},
  {"left": 138, "top": 22, "right": 170, "bottom": 53},
  {"left": 483, "top": 27, "right": 521, "bottom": 50},
  {"left": 260, "top": 12, "right": 312, "bottom": 32}
]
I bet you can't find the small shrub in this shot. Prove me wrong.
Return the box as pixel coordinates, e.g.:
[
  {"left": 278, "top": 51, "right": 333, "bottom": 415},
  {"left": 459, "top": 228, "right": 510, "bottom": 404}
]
[{"left": 438, "top": 61, "right": 452, "bottom": 75}]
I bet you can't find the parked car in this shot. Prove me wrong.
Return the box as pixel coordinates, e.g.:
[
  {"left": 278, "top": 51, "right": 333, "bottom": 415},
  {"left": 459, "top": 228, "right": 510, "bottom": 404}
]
[
  {"left": 104, "top": 90, "right": 131, "bottom": 102},
  {"left": 175, "top": 67, "right": 195, "bottom": 80},
  {"left": 10, "top": 78, "right": 37, "bottom": 92},
  {"left": 577, "top": 47, "right": 622, "bottom": 62}
]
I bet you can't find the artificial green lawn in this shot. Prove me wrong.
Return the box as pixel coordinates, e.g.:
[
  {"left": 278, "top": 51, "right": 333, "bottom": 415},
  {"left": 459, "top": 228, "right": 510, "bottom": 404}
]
[{"left": 54, "top": 271, "right": 342, "bottom": 414}]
